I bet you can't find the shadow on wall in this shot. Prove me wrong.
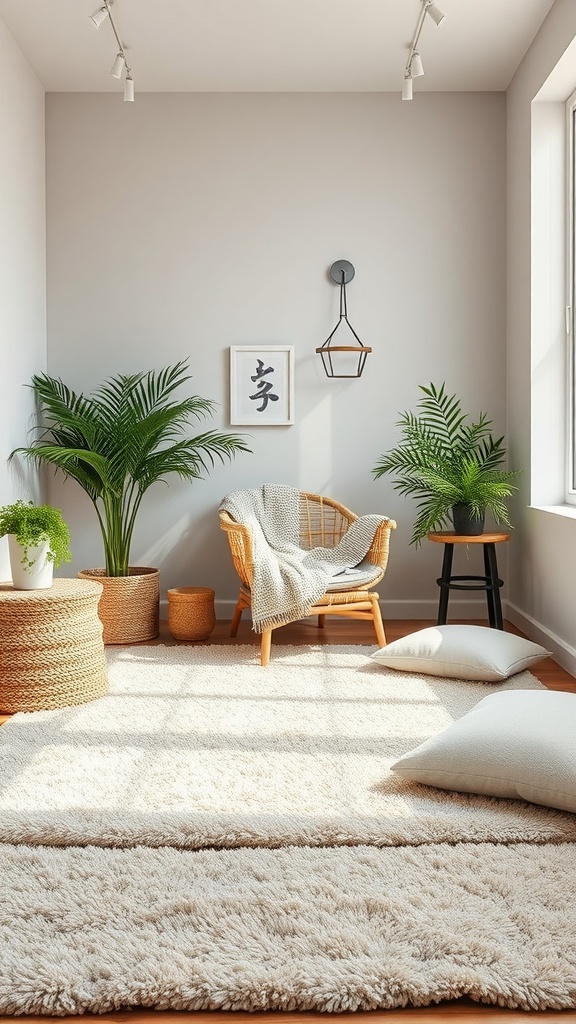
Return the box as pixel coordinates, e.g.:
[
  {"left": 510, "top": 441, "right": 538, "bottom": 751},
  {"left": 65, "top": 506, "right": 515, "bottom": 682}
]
[{"left": 138, "top": 509, "right": 217, "bottom": 593}]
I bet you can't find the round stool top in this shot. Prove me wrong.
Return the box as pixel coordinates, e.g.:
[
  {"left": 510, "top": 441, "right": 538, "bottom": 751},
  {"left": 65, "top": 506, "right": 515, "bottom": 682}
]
[
  {"left": 0, "top": 577, "right": 103, "bottom": 602},
  {"left": 427, "top": 531, "right": 510, "bottom": 544}
]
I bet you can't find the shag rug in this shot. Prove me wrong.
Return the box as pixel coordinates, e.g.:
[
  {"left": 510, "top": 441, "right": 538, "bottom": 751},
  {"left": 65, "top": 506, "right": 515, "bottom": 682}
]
[
  {"left": 2, "top": 840, "right": 576, "bottom": 1015},
  {"left": 2, "top": 644, "right": 576, "bottom": 1015},
  {"left": 1, "top": 644, "right": 575, "bottom": 849}
]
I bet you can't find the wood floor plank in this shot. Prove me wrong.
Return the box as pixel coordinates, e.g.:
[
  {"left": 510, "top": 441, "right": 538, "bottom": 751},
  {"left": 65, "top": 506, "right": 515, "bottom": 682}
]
[{"left": 0, "top": 1005, "right": 573, "bottom": 1023}]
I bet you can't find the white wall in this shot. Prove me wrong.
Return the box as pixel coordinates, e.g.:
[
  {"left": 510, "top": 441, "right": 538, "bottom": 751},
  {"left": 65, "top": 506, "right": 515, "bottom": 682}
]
[
  {"left": 0, "top": 17, "right": 46, "bottom": 580},
  {"left": 507, "top": 0, "right": 576, "bottom": 670},
  {"left": 45, "top": 91, "right": 506, "bottom": 617}
]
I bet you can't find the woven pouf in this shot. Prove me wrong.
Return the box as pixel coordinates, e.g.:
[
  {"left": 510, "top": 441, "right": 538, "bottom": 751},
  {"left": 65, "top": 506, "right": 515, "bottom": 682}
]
[
  {"left": 167, "top": 586, "right": 216, "bottom": 641},
  {"left": 0, "top": 578, "right": 109, "bottom": 713}
]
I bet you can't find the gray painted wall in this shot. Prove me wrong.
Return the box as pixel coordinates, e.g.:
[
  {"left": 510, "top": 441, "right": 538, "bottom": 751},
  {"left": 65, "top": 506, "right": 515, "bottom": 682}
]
[
  {"left": 45, "top": 91, "right": 506, "bottom": 617},
  {"left": 0, "top": 19, "right": 46, "bottom": 581}
]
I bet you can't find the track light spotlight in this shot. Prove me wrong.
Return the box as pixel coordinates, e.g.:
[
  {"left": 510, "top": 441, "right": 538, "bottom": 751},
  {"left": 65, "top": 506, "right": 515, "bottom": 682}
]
[
  {"left": 89, "top": 0, "right": 134, "bottom": 102},
  {"left": 89, "top": 4, "right": 109, "bottom": 29},
  {"left": 410, "top": 50, "right": 424, "bottom": 77},
  {"left": 110, "top": 52, "right": 125, "bottom": 79},
  {"left": 401, "top": 0, "right": 446, "bottom": 99},
  {"left": 425, "top": 2, "right": 446, "bottom": 27}
]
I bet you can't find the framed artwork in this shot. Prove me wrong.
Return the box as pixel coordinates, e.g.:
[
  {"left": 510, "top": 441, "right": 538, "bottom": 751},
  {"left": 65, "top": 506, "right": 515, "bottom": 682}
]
[{"left": 230, "top": 345, "right": 295, "bottom": 426}]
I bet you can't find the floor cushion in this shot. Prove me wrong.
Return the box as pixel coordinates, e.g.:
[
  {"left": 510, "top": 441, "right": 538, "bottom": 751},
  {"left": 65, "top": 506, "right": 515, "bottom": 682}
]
[
  {"left": 391, "top": 688, "right": 576, "bottom": 814},
  {"left": 371, "top": 624, "right": 550, "bottom": 681}
]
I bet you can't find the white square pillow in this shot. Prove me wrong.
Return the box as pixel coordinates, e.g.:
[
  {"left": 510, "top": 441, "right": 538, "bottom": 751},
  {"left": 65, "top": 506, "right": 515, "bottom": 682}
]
[
  {"left": 371, "top": 624, "right": 551, "bottom": 681},
  {"left": 391, "top": 689, "right": 576, "bottom": 814}
]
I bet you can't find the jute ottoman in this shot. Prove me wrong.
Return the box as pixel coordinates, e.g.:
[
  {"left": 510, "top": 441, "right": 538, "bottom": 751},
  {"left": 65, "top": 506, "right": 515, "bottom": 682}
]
[{"left": 0, "top": 578, "right": 109, "bottom": 713}]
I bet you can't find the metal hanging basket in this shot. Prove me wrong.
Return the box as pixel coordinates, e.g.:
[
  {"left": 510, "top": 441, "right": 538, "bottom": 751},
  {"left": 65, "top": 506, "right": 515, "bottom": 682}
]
[{"left": 316, "top": 260, "right": 372, "bottom": 378}]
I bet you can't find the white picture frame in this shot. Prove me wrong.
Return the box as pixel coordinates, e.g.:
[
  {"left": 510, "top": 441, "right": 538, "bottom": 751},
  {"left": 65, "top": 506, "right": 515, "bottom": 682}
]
[{"left": 229, "top": 345, "right": 295, "bottom": 426}]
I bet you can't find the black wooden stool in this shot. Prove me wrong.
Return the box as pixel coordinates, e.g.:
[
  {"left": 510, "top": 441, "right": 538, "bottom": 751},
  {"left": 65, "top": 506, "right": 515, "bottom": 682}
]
[{"left": 427, "top": 531, "right": 510, "bottom": 630}]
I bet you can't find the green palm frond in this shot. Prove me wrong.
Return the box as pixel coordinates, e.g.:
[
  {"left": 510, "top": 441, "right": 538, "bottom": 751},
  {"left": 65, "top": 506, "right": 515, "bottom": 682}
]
[
  {"left": 410, "top": 493, "right": 455, "bottom": 546},
  {"left": 416, "top": 382, "right": 470, "bottom": 448},
  {"left": 372, "top": 382, "right": 521, "bottom": 545},
  {"left": 11, "top": 362, "right": 251, "bottom": 575}
]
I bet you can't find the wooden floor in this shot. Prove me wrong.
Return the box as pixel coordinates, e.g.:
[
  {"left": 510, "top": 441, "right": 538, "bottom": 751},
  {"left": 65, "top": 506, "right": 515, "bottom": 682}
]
[
  {"left": 2, "top": 618, "right": 575, "bottom": 1023},
  {"left": 3, "top": 1008, "right": 575, "bottom": 1024}
]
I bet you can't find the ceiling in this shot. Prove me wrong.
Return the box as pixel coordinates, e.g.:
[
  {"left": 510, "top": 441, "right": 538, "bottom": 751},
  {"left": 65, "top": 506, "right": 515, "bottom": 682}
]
[{"left": 0, "top": 0, "right": 557, "bottom": 94}]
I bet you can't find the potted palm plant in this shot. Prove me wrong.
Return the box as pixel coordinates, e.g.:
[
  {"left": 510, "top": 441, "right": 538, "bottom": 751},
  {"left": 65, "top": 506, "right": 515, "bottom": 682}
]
[
  {"left": 373, "top": 382, "right": 520, "bottom": 546},
  {"left": 0, "top": 500, "right": 71, "bottom": 590},
  {"left": 11, "top": 360, "right": 250, "bottom": 641}
]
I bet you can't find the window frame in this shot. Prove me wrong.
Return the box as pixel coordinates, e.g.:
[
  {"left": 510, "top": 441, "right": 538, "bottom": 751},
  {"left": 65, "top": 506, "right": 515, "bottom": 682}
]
[{"left": 566, "top": 88, "right": 576, "bottom": 504}]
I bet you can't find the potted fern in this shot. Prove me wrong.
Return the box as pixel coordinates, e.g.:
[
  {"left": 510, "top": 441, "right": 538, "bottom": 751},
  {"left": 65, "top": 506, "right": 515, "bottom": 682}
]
[
  {"left": 373, "top": 382, "right": 520, "bottom": 546},
  {"left": 0, "top": 500, "right": 71, "bottom": 590},
  {"left": 11, "top": 360, "right": 250, "bottom": 641}
]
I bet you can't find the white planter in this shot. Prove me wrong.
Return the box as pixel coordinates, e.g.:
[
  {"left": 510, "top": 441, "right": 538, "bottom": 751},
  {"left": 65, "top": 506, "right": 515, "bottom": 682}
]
[{"left": 8, "top": 535, "right": 54, "bottom": 590}]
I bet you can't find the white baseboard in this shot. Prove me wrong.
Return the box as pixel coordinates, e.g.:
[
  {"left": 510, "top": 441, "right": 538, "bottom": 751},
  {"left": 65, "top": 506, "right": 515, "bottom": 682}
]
[{"left": 506, "top": 601, "right": 576, "bottom": 677}]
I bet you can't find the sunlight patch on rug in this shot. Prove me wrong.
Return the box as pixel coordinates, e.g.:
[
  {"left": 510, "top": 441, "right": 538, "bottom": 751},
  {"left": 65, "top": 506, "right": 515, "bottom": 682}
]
[{"left": 1, "top": 644, "right": 575, "bottom": 848}]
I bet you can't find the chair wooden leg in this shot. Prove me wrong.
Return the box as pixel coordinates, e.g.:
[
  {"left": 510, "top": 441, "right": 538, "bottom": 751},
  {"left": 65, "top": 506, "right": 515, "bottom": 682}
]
[
  {"left": 371, "top": 595, "right": 387, "bottom": 647},
  {"left": 229, "top": 596, "right": 244, "bottom": 637},
  {"left": 317, "top": 614, "right": 326, "bottom": 628},
  {"left": 261, "top": 629, "right": 272, "bottom": 666}
]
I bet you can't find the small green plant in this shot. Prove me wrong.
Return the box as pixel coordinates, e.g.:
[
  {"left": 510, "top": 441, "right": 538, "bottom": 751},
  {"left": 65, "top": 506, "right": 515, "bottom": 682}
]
[
  {"left": 373, "top": 382, "right": 520, "bottom": 546},
  {"left": 0, "top": 500, "right": 72, "bottom": 570}
]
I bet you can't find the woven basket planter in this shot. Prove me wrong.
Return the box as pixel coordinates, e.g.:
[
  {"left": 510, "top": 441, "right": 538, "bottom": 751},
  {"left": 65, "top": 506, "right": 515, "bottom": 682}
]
[
  {"left": 167, "top": 586, "right": 215, "bottom": 641},
  {"left": 0, "top": 578, "right": 109, "bottom": 713},
  {"left": 78, "top": 567, "right": 160, "bottom": 644}
]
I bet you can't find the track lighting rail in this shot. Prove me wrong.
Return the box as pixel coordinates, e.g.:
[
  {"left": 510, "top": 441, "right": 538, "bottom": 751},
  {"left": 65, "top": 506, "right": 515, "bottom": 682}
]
[
  {"left": 402, "top": 0, "right": 445, "bottom": 102},
  {"left": 89, "top": 0, "right": 134, "bottom": 102}
]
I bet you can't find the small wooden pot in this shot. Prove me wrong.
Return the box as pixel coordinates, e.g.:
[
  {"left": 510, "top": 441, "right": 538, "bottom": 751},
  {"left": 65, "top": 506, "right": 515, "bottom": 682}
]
[{"left": 167, "top": 586, "right": 215, "bottom": 641}]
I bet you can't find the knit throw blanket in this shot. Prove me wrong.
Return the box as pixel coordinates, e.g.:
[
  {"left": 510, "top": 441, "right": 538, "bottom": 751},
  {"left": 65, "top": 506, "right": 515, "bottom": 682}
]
[{"left": 220, "top": 484, "right": 387, "bottom": 633}]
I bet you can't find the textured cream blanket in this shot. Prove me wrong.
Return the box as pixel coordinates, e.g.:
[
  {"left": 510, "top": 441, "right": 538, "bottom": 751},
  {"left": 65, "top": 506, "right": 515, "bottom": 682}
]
[{"left": 220, "top": 484, "right": 385, "bottom": 631}]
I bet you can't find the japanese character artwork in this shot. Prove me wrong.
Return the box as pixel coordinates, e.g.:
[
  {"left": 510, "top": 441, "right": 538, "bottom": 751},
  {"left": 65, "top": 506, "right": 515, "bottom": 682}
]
[
  {"left": 230, "top": 345, "right": 294, "bottom": 425},
  {"left": 249, "top": 359, "right": 280, "bottom": 413}
]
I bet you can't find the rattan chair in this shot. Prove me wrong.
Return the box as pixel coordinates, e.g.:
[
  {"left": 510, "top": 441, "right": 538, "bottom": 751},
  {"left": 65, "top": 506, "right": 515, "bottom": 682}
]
[{"left": 219, "top": 490, "right": 396, "bottom": 666}]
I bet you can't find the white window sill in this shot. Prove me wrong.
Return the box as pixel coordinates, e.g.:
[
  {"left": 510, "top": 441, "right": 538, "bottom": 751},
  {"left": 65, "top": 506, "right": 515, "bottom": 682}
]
[{"left": 530, "top": 504, "right": 576, "bottom": 520}]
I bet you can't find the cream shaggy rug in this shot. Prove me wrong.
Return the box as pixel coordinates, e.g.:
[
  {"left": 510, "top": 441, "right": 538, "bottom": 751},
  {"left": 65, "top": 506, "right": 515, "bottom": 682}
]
[
  {"left": 1, "top": 644, "right": 575, "bottom": 848},
  {"left": 2, "top": 644, "right": 576, "bottom": 1015},
  {"left": 1, "top": 841, "right": 576, "bottom": 1014}
]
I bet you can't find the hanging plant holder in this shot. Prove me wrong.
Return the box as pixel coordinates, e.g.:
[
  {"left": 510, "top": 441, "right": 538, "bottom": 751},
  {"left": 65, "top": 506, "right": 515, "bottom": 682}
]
[{"left": 316, "top": 260, "right": 372, "bottom": 378}]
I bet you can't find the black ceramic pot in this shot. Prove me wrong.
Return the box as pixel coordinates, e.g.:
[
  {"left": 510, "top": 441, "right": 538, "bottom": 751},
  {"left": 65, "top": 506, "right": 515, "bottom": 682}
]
[{"left": 451, "top": 503, "right": 485, "bottom": 536}]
